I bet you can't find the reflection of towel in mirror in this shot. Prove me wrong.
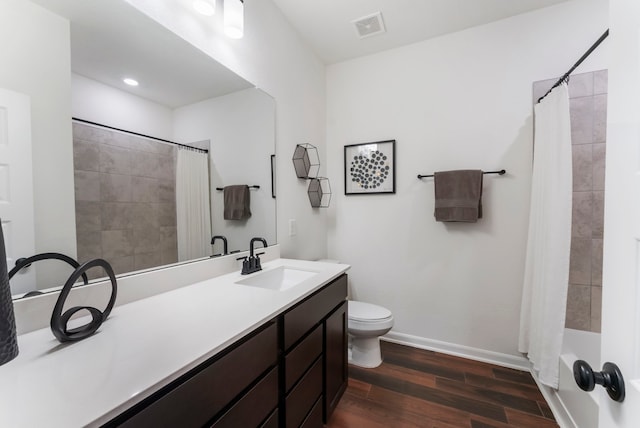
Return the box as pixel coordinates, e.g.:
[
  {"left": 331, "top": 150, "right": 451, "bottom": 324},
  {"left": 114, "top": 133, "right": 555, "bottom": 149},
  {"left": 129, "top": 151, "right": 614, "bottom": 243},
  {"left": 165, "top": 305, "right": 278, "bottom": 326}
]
[
  {"left": 224, "top": 185, "right": 251, "bottom": 220},
  {"left": 434, "top": 170, "right": 483, "bottom": 222}
]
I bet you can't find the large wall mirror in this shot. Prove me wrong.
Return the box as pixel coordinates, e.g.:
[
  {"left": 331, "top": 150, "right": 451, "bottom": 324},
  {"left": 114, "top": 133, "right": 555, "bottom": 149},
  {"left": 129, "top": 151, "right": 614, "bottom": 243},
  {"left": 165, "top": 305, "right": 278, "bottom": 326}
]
[{"left": 2, "top": 0, "right": 276, "bottom": 298}]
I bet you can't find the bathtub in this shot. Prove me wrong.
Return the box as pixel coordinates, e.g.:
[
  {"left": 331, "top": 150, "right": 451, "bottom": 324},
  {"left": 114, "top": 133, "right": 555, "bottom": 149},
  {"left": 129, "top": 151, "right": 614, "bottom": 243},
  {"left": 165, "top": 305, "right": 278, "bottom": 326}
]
[{"left": 553, "top": 328, "right": 601, "bottom": 428}]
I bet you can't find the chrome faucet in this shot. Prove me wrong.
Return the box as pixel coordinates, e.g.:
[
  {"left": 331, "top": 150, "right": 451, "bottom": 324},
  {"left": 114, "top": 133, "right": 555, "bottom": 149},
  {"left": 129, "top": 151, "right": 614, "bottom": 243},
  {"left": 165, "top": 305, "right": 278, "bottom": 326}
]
[
  {"left": 239, "top": 237, "right": 267, "bottom": 275},
  {"left": 211, "top": 235, "right": 228, "bottom": 257}
]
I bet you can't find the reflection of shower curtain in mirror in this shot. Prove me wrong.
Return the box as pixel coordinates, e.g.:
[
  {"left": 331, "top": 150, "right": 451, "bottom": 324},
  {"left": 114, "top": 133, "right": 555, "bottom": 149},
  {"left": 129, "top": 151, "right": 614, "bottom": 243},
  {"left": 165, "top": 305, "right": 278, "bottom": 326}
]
[{"left": 176, "top": 148, "right": 212, "bottom": 261}]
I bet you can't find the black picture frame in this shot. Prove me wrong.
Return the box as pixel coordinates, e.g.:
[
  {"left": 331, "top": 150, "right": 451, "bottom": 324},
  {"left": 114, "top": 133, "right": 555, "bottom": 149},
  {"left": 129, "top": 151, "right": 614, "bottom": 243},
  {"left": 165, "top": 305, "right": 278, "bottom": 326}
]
[{"left": 344, "top": 140, "right": 396, "bottom": 195}]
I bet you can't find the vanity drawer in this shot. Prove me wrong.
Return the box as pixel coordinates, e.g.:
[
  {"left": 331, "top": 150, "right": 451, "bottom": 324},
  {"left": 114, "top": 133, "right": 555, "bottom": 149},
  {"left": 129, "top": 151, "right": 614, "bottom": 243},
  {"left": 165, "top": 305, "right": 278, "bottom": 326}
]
[
  {"left": 284, "top": 274, "right": 347, "bottom": 350},
  {"left": 285, "top": 324, "right": 322, "bottom": 392},
  {"left": 210, "top": 367, "right": 278, "bottom": 428},
  {"left": 114, "top": 322, "right": 277, "bottom": 428},
  {"left": 286, "top": 358, "right": 322, "bottom": 428},
  {"left": 300, "top": 397, "right": 323, "bottom": 428},
  {"left": 260, "top": 409, "right": 279, "bottom": 428}
]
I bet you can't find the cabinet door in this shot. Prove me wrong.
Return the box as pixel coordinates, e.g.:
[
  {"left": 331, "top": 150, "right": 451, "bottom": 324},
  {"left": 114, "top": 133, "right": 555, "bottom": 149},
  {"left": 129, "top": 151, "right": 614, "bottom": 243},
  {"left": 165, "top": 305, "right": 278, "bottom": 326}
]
[{"left": 324, "top": 301, "right": 347, "bottom": 422}]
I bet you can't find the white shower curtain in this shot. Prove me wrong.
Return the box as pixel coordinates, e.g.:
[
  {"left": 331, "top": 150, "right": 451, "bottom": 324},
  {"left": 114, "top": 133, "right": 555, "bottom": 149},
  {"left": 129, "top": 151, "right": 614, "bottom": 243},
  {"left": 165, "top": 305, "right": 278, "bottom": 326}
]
[
  {"left": 518, "top": 83, "right": 572, "bottom": 388},
  {"left": 176, "top": 148, "right": 212, "bottom": 262}
]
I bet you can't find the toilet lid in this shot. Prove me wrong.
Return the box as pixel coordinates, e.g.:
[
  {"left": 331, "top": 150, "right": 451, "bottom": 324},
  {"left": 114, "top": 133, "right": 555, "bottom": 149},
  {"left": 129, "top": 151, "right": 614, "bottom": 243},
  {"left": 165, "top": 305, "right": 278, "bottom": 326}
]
[{"left": 349, "top": 301, "right": 392, "bottom": 321}]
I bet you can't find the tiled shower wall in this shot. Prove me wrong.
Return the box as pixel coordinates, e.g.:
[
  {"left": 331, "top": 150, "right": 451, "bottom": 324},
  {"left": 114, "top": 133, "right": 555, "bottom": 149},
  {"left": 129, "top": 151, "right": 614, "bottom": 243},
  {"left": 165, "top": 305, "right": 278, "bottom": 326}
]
[
  {"left": 73, "top": 122, "right": 178, "bottom": 278},
  {"left": 533, "top": 70, "right": 607, "bottom": 333}
]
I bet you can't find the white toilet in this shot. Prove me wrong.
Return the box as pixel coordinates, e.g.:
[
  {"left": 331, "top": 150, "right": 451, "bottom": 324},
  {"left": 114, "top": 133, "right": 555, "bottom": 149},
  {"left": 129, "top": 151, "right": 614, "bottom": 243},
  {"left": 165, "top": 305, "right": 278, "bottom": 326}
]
[{"left": 348, "top": 300, "right": 394, "bottom": 368}]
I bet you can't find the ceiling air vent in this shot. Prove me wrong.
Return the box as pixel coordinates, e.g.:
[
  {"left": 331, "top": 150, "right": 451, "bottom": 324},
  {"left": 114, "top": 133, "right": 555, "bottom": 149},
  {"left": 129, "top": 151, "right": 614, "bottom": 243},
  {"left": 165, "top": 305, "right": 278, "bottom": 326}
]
[{"left": 352, "top": 11, "right": 386, "bottom": 39}]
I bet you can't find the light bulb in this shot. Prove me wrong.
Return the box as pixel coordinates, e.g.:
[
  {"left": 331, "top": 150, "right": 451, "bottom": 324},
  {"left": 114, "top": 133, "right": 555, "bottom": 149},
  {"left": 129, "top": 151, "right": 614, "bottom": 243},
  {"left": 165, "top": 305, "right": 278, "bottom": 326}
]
[{"left": 224, "top": 0, "right": 244, "bottom": 39}]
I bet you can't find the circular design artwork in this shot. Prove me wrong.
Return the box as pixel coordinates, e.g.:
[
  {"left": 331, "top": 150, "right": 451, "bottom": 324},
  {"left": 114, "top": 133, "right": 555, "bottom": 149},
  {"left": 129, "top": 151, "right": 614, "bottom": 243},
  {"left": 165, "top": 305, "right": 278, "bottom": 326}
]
[{"left": 349, "top": 150, "right": 390, "bottom": 190}]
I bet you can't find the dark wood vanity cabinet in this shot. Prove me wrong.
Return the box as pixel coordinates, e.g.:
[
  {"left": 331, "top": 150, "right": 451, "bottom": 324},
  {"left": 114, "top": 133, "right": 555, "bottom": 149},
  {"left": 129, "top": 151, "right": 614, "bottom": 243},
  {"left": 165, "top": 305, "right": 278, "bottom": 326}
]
[
  {"left": 105, "top": 273, "right": 348, "bottom": 428},
  {"left": 282, "top": 273, "right": 348, "bottom": 426}
]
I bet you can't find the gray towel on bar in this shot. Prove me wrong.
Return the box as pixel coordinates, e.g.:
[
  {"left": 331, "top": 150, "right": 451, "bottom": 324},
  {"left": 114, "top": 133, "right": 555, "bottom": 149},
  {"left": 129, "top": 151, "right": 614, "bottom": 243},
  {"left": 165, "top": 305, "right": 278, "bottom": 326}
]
[
  {"left": 434, "top": 170, "right": 483, "bottom": 222},
  {"left": 224, "top": 185, "right": 252, "bottom": 220}
]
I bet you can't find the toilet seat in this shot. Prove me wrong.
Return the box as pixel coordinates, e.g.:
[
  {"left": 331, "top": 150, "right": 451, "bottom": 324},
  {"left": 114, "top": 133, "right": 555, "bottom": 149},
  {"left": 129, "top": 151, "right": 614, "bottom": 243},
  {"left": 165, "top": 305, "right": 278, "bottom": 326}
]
[{"left": 349, "top": 301, "right": 392, "bottom": 322}]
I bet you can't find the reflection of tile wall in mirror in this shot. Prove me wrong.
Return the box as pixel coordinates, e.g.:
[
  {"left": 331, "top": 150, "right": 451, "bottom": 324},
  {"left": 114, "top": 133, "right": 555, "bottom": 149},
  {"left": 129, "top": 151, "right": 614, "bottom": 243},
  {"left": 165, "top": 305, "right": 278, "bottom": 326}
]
[{"left": 73, "top": 122, "right": 178, "bottom": 280}]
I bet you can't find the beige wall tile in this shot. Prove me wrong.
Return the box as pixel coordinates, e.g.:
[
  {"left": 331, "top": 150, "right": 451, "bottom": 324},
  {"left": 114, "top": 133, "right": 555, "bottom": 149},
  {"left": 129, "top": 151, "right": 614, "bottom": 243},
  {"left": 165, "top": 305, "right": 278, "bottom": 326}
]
[
  {"left": 101, "top": 202, "right": 133, "bottom": 230},
  {"left": 100, "top": 173, "right": 132, "bottom": 202},
  {"left": 592, "top": 191, "right": 604, "bottom": 238},
  {"left": 108, "top": 255, "right": 134, "bottom": 276},
  {"left": 157, "top": 203, "right": 177, "bottom": 227},
  {"left": 76, "top": 230, "right": 102, "bottom": 263},
  {"left": 572, "top": 144, "right": 593, "bottom": 191},
  {"left": 566, "top": 284, "right": 591, "bottom": 330},
  {"left": 134, "top": 252, "right": 162, "bottom": 271},
  {"left": 593, "top": 94, "right": 607, "bottom": 143},
  {"left": 131, "top": 203, "right": 159, "bottom": 229},
  {"left": 568, "top": 72, "right": 594, "bottom": 98},
  {"left": 132, "top": 176, "right": 159, "bottom": 203},
  {"left": 160, "top": 226, "right": 178, "bottom": 253},
  {"left": 572, "top": 192, "right": 593, "bottom": 238},
  {"left": 75, "top": 201, "right": 101, "bottom": 232},
  {"left": 75, "top": 170, "right": 101, "bottom": 201},
  {"left": 73, "top": 140, "right": 100, "bottom": 172},
  {"left": 593, "top": 70, "right": 608, "bottom": 95},
  {"left": 592, "top": 143, "right": 606, "bottom": 191},
  {"left": 570, "top": 238, "right": 592, "bottom": 285},
  {"left": 158, "top": 179, "right": 175, "bottom": 203},
  {"left": 592, "top": 239, "right": 603, "bottom": 286},
  {"left": 99, "top": 144, "right": 132, "bottom": 175},
  {"left": 591, "top": 286, "right": 602, "bottom": 333},
  {"left": 101, "top": 230, "right": 134, "bottom": 259},
  {"left": 570, "top": 97, "right": 594, "bottom": 145},
  {"left": 131, "top": 151, "right": 161, "bottom": 179}
]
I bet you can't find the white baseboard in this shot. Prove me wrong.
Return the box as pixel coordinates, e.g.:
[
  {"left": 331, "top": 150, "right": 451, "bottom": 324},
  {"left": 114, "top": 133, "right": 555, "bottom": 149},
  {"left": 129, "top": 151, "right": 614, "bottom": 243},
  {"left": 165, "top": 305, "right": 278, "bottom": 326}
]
[{"left": 381, "top": 331, "right": 529, "bottom": 371}]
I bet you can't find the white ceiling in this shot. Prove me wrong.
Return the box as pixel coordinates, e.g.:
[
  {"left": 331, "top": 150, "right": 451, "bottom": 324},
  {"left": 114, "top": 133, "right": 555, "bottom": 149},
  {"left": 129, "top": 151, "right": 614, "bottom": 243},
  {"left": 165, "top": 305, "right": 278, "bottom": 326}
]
[
  {"left": 271, "top": 0, "right": 571, "bottom": 64},
  {"left": 31, "top": 0, "right": 252, "bottom": 108}
]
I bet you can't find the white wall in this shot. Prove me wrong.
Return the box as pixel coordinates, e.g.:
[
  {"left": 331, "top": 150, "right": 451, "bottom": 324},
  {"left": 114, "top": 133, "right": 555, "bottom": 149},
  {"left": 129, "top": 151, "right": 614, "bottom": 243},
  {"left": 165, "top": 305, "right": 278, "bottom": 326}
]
[
  {"left": 326, "top": 0, "right": 608, "bottom": 358},
  {"left": 0, "top": 0, "right": 76, "bottom": 286},
  {"left": 126, "top": 0, "right": 328, "bottom": 261},
  {"left": 173, "top": 88, "right": 276, "bottom": 252},
  {"left": 71, "top": 73, "right": 173, "bottom": 140}
]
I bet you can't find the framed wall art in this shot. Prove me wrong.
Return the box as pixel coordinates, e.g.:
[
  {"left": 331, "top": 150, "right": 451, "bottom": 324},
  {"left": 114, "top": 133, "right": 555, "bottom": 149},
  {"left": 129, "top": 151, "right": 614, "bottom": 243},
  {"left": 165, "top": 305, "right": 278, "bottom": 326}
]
[{"left": 344, "top": 140, "right": 396, "bottom": 195}]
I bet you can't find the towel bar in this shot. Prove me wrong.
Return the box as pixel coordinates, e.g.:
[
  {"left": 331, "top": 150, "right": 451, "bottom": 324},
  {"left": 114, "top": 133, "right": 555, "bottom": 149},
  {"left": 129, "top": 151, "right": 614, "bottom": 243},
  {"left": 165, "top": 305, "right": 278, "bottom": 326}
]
[
  {"left": 417, "top": 169, "right": 506, "bottom": 179},
  {"left": 216, "top": 185, "right": 261, "bottom": 191}
]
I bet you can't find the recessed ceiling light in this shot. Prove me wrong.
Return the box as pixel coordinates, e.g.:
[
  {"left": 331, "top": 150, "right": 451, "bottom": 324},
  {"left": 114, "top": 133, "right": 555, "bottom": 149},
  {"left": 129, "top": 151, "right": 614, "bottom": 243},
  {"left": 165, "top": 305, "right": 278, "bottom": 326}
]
[
  {"left": 193, "top": 0, "right": 216, "bottom": 16},
  {"left": 123, "top": 78, "right": 139, "bottom": 87}
]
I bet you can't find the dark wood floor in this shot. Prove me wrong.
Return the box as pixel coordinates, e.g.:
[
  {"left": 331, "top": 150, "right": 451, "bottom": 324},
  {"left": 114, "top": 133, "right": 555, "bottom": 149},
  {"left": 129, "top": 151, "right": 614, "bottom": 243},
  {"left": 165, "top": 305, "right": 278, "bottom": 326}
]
[{"left": 327, "top": 341, "right": 559, "bottom": 428}]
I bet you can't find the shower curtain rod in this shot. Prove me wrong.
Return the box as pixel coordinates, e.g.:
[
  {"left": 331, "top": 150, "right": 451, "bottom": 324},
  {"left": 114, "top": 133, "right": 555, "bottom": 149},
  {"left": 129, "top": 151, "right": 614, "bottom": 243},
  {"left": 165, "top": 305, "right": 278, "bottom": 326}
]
[
  {"left": 537, "top": 29, "right": 609, "bottom": 103},
  {"left": 72, "top": 117, "right": 209, "bottom": 154}
]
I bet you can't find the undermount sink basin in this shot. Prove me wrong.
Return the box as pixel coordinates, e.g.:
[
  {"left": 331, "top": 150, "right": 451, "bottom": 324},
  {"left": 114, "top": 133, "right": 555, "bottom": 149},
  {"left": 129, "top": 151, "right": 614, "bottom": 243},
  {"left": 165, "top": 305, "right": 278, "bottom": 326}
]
[{"left": 235, "top": 266, "right": 319, "bottom": 291}]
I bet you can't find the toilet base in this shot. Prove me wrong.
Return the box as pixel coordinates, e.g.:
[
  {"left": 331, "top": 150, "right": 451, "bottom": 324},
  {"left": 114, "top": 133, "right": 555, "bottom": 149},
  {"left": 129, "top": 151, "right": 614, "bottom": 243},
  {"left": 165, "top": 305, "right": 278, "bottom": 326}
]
[{"left": 348, "top": 335, "right": 383, "bottom": 368}]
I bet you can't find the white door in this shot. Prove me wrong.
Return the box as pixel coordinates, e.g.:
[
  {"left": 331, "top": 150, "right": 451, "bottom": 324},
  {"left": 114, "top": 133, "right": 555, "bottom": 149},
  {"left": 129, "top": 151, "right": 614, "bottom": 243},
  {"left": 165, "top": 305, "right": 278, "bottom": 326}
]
[
  {"left": 0, "top": 88, "right": 36, "bottom": 295},
  {"left": 599, "top": 1, "right": 640, "bottom": 426}
]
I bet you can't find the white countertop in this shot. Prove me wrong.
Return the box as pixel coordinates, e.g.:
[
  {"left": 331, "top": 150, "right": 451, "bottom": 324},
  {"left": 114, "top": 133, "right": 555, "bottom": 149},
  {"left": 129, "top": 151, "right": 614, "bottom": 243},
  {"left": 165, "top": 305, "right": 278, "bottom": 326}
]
[{"left": 0, "top": 258, "right": 349, "bottom": 428}]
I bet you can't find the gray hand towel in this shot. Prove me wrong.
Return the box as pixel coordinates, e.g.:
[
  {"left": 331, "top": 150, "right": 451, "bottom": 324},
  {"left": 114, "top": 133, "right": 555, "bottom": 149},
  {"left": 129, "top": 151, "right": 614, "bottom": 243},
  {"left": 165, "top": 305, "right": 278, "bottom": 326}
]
[
  {"left": 434, "top": 170, "right": 483, "bottom": 222},
  {"left": 224, "top": 185, "right": 252, "bottom": 220}
]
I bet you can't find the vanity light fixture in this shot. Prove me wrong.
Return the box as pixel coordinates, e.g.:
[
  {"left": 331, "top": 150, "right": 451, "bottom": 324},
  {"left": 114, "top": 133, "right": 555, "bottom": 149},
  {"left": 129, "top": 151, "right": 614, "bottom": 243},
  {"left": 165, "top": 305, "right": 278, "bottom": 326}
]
[
  {"left": 123, "top": 77, "right": 139, "bottom": 86},
  {"left": 224, "top": 0, "right": 244, "bottom": 39},
  {"left": 193, "top": 0, "right": 216, "bottom": 16}
]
